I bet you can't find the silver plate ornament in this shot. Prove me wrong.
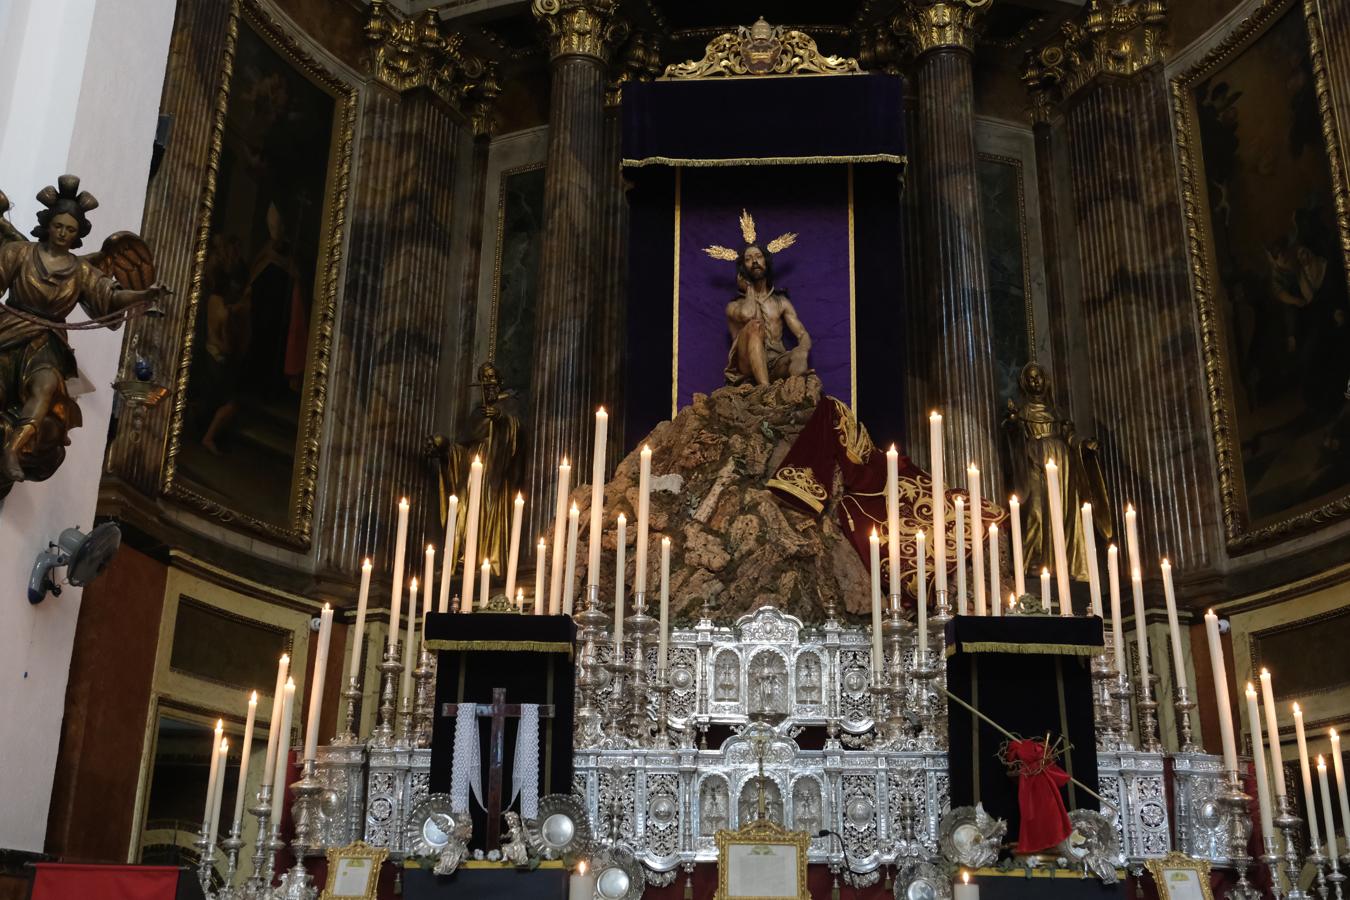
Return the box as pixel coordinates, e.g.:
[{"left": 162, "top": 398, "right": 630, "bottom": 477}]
[
  {"left": 938, "top": 804, "right": 1006, "bottom": 870},
  {"left": 404, "top": 794, "right": 470, "bottom": 860},
  {"left": 524, "top": 793, "right": 593, "bottom": 860},
  {"left": 591, "top": 845, "right": 646, "bottom": 900}
]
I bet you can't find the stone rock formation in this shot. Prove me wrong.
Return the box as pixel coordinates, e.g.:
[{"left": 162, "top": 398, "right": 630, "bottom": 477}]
[{"left": 569, "top": 374, "right": 871, "bottom": 624}]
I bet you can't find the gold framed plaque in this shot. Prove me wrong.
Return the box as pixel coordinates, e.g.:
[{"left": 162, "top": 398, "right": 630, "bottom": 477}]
[
  {"left": 714, "top": 819, "right": 811, "bottom": 900},
  {"left": 321, "top": 841, "right": 387, "bottom": 900},
  {"left": 1145, "top": 852, "right": 1214, "bottom": 900}
]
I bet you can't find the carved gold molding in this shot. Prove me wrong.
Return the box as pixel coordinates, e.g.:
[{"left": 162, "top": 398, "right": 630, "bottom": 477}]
[
  {"left": 1022, "top": 0, "right": 1167, "bottom": 120},
  {"left": 1171, "top": 0, "right": 1350, "bottom": 550},
  {"left": 663, "top": 17, "right": 861, "bottom": 79},
  {"left": 365, "top": 0, "right": 500, "bottom": 135},
  {"left": 894, "top": 0, "right": 993, "bottom": 56},
  {"left": 531, "top": 0, "right": 627, "bottom": 64}
]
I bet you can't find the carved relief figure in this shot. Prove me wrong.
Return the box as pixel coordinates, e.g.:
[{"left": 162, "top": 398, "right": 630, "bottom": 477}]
[
  {"left": 738, "top": 777, "right": 783, "bottom": 826},
  {"left": 714, "top": 651, "right": 739, "bottom": 702},
  {"left": 705, "top": 210, "right": 811, "bottom": 387},
  {"left": 796, "top": 654, "right": 822, "bottom": 704},
  {"left": 0, "top": 177, "right": 166, "bottom": 497},
  {"left": 793, "top": 779, "right": 823, "bottom": 835},
  {"left": 748, "top": 651, "right": 788, "bottom": 716},
  {"left": 700, "top": 780, "right": 729, "bottom": 836}
]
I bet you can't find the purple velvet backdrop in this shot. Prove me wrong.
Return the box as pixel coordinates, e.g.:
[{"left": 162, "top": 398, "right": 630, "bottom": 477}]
[{"left": 676, "top": 167, "right": 853, "bottom": 410}]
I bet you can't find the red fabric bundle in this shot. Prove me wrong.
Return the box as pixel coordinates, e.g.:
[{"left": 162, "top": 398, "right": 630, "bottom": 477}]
[{"left": 1004, "top": 737, "right": 1073, "bottom": 853}]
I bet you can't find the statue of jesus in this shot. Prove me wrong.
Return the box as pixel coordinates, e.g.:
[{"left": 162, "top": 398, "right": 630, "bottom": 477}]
[{"left": 705, "top": 209, "right": 812, "bottom": 387}]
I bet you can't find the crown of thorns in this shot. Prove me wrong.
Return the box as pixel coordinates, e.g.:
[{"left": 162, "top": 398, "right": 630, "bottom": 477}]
[{"left": 703, "top": 208, "right": 798, "bottom": 261}]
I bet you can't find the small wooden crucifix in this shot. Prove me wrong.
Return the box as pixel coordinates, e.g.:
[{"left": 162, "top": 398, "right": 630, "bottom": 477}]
[{"left": 441, "top": 688, "right": 556, "bottom": 847}]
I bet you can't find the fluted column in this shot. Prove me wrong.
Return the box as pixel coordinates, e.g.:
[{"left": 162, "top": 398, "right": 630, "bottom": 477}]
[
  {"left": 900, "top": 1, "right": 1001, "bottom": 480},
  {"left": 527, "top": 0, "right": 626, "bottom": 540}
]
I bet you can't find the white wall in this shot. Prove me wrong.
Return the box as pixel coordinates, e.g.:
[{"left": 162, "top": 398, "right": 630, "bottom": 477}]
[{"left": 0, "top": 0, "right": 174, "bottom": 853}]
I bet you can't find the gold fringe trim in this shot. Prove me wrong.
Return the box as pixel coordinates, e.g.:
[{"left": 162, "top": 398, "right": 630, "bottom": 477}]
[
  {"left": 403, "top": 859, "right": 567, "bottom": 870},
  {"left": 426, "top": 639, "right": 574, "bottom": 658},
  {"left": 622, "top": 153, "right": 907, "bottom": 168},
  {"left": 945, "top": 640, "right": 1101, "bottom": 658},
  {"left": 766, "top": 477, "right": 826, "bottom": 513}
]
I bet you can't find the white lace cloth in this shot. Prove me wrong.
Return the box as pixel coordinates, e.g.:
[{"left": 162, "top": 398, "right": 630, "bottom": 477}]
[
  {"left": 511, "top": 704, "right": 540, "bottom": 819},
  {"left": 451, "top": 703, "right": 482, "bottom": 813}
]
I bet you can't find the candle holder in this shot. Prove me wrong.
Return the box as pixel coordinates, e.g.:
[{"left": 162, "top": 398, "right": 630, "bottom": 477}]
[
  {"left": 1112, "top": 671, "right": 1135, "bottom": 750},
  {"left": 1274, "top": 793, "right": 1310, "bottom": 900},
  {"left": 369, "top": 643, "right": 403, "bottom": 748},
  {"left": 601, "top": 652, "right": 634, "bottom": 749},
  {"left": 265, "top": 791, "right": 287, "bottom": 888},
  {"left": 1261, "top": 833, "right": 1284, "bottom": 900},
  {"left": 575, "top": 584, "right": 610, "bottom": 748},
  {"left": 1136, "top": 673, "right": 1163, "bottom": 753},
  {"left": 332, "top": 675, "right": 363, "bottom": 746},
  {"left": 908, "top": 652, "right": 941, "bottom": 751},
  {"left": 218, "top": 824, "right": 245, "bottom": 899},
  {"left": 241, "top": 784, "right": 273, "bottom": 898},
  {"left": 931, "top": 589, "right": 952, "bottom": 629},
  {"left": 273, "top": 758, "right": 323, "bottom": 900},
  {"left": 878, "top": 605, "right": 913, "bottom": 749},
  {"left": 1326, "top": 855, "right": 1345, "bottom": 900},
  {"left": 652, "top": 669, "right": 674, "bottom": 749},
  {"left": 194, "top": 827, "right": 215, "bottom": 895},
  {"left": 1173, "top": 684, "right": 1200, "bottom": 753},
  {"left": 1309, "top": 848, "right": 1330, "bottom": 900},
  {"left": 1090, "top": 648, "right": 1119, "bottom": 751},
  {"left": 396, "top": 684, "right": 416, "bottom": 746},
  {"left": 413, "top": 645, "right": 437, "bottom": 748},
  {"left": 626, "top": 592, "right": 657, "bottom": 744},
  {"left": 1219, "top": 770, "right": 1261, "bottom": 900}
]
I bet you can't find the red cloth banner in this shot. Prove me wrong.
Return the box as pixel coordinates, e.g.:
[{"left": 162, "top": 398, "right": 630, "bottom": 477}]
[
  {"left": 32, "top": 863, "right": 183, "bottom": 900},
  {"left": 1004, "top": 738, "right": 1073, "bottom": 853}
]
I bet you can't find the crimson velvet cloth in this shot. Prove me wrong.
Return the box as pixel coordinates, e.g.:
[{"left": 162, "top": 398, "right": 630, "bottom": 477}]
[
  {"left": 1004, "top": 738, "right": 1074, "bottom": 853},
  {"left": 32, "top": 864, "right": 189, "bottom": 900}
]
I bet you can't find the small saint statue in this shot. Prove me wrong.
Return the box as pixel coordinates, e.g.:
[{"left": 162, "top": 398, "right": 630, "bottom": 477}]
[
  {"left": 1003, "top": 361, "right": 1112, "bottom": 582},
  {"left": 426, "top": 361, "right": 524, "bottom": 579},
  {"left": 0, "top": 176, "right": 168, "bottom": 495},
  {"left": 705, "top": 209, "right": 812, "bottom": 386}
]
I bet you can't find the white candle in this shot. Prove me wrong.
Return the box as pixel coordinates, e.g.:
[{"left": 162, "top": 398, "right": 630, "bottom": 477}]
[
  {"left": 987, "top": 524, "right": 1000, "bottom": 619},
  {"left": 388, "top": 497, "right": 409, "bottom": 654},
  {"left": 208, "top": 737, "right": 228, "bottom": 850},
  {"left": 1040, "top": 567, "right": 1051, "bottom": 610},
  {"left": 569, "top": 861, "right": 596, "bottom": 900},
  {"left": 422, "top": 545, "right": 435, "bottom": 628},
  {"left": 479, "top": 560, "right": 491, "bottom": 609},
  {"left": 1009, "top": 495, "right": 1025, "bottom": 598},
  {"left": 1330, "top": 728, "right": 1350, "bottom": 850},
  {"left": 202, "top": 719, "right": 223, "bottom": 831},
  {"left": 1081, "top": 503, "right": 1101, "bottom": 618},
  {"left": 886, "top": 447, "right": 901, "bottom": 602},
  {"left": 969, "top": 464, "right": 985, "bottom": 616},
  {"left": 1124, "top": 504, "right": 1141, "bottom": 582},
  {"left": 954, "top": 871, "right": 979, "bottom": 900},
  {"left": 587, "top": 408, "right": 608, "bottom": 587},
  {"left": 516, "top": 588, "right": 525, "bottom": 611},
  {"left": 614, "top": 513, "right": 627, "bottom": 651},
  {"left": 549, "top": 458, "right": 572, "bottom": 615},
  {"left": 231, "top": 692, "right": 258, "bottom": 831},
  {"left": 658, "top": 537, "right": 671, "bottom": 672},
  {"left": 1245, "top": 683, "right": 1275, "bottom": 842},
  {"left": 636, "top": 445, "right": 652, "bottom": 595},
  {"left": 869, "top": 530, "right": 883, "bottom": 673},
  {"left": 1044, "top": 459, "right": 1071, "bottom": 615},
  {"left": 929, "top": 412, "right": 947, "bottom": 602},
  {"left": 563, "top": 502, "right": 580, "bottom": 615},
  {"left": 916, "top": 529, "right": 927, "bottom": 646},
  {"left": 505, "top": 493, "right": 525, "bottom": 603},
  {"left": 1108, "top": 546, "right": 1125, "bottom": 676},
  {"left": 535, "top": 539, "right": 547, "bottom": 615},
  {"left": 262, "top": 655, "right": 289, "bottom": 784},
  {"left": 439, "top": 495, "right": 458, "bottom": 613},
  {"left": 1203, "top": 610, "right": 1237, "bottom": 771},
  {"left": 1260, "top": 669, "right": 1288, "bottom": 798},
  {"left": 349, "top": 560, "right": 372, "bottom": 680},
  {"left": 1319, "top": 757, "right": 1339, "bottom": 862},
  {"left": 303, "top": 604, "right": 333, "bottom": 761},
  {"left": 1132, "top": 567, "right": 1151, "bottom": 688},
  {"left": 271, "top": 678, "right": 295, "bottom": 799},
  {"left": 954, "top": 497, "right": 967, "bottom": 614},
  {"left": 460, "top": 458, "right": 484, "bottom": 613},
  {"left": 1293, "top": 702, "right": 1321, "bottom": 849},
  {"left": 402, "top": 579, "right": 418, "bottom": 700},
  {"left": 1160, "top": 560, "right": 1189, "bottom": 697}
]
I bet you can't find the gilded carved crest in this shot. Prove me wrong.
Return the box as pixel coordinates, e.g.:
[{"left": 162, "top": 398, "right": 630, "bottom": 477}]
[{"left": 663, "top": 18, "right": 861, "bottom": 79}]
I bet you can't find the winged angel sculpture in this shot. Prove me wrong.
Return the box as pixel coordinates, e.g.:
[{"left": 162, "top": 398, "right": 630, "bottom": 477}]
[{"left": 0, "top": 175, "right": 168, "bottom": 497}]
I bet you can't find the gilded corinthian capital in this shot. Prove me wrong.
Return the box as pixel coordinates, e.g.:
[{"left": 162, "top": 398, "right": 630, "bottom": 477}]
[
  {"left": 895, "top": 0, "right": 993, "bottom": 56},
  {"left": 532, "top": 0, "right": 628, "bottom": 64}
]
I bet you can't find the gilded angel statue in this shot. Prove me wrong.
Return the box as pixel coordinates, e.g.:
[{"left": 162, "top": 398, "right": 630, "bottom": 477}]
[{"left": 0, "top": 176, "right": 168, "bottom": 496}]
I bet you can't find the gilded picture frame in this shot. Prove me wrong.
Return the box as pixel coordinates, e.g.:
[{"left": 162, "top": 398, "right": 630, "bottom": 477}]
[
  {"left": 1172, "top": 0, "right": 1350, "bottom": 550},
  {"left": 1145, "top": 852, "right": 1214, "bottom": 900},
  {"left": 158, "top": 0, "right": 357, "bottom": 548},
  {"left": 713, "top": 819, "right": 811, "bottom": 900},
  {"left": 321, "top": 841, "right": 388, "bottom": 900}
]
